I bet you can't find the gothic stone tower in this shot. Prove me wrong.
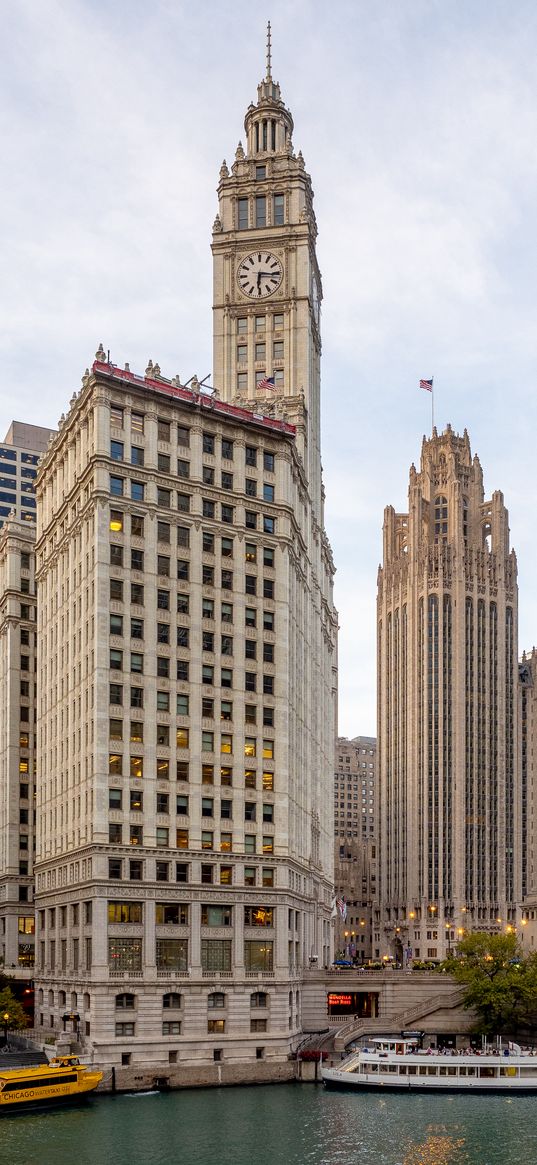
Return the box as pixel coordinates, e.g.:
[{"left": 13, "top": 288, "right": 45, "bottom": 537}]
[{"left": 376, "top": 427, "right": 519, "bottom": 962}]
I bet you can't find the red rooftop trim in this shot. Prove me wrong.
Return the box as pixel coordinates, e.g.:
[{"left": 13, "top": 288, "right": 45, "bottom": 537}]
[{"left": 92, "top": 361, "right": 296, "bottom": 438}]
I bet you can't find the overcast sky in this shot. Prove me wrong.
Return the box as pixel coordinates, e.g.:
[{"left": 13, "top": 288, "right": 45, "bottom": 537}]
[{"left": 3, "top": 0, "right": 537, "bottom": 735}]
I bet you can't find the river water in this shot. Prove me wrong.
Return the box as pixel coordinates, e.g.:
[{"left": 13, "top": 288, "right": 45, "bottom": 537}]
[{"left": 2, "top": 1083, "right": 537, "bottom": 1165}]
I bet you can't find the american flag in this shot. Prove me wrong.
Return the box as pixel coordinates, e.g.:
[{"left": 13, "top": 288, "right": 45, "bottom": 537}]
[
  {"left": 420, "top": 378, "right": 433, "bottom": 392},
  {"left": 337, "top": 897, "right": 347, "bottom": 922},
  {"left": 257, "top": 375, "right": 275, "bottom": 390}
]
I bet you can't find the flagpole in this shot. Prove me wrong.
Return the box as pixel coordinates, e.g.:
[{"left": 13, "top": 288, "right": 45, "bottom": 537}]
[{"left": 419, "top": 377, "right": 434, "bottom": 428}]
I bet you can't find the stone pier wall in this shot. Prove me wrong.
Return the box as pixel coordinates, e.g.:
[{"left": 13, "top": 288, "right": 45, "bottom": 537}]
[{"left": 97, "top": 1060, "right": 299, "bottom": 1093}]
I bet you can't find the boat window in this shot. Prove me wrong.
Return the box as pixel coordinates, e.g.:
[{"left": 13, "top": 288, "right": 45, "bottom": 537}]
[
  {"left": 407, "top": 1065, "right": 417, "bottom": 1075},
  {"left": 419, "top": 1066, "right": 428, "bottom": 1076},
  {"left": 380, "top": 1064, "right": 389, "bottom": 1073},
  {"left": 479, "top": 1066, "right": 496, "bottom": 1078},
  {"left": 427, "top": 1066, "right": 437, "bottom": 1076},
  {"left": 389, "top": 1065, "right": 397, "bottom": 1073},
  {"left": 466, "top": 1066, "right": 476, "bottom": 1076},
  {"left": 459, "top": 1067, "right": 466, "bottom": 1076},
  {"left": 371, "top": 1063, "right": 378, "bottom": 1073},
  {"left": 399, "top": 1065, "right": 407, "bottom": 1074},
  {"left": 447, "top": 1067, "right": 457, "bottom": 1076},
  {"left": 2, "top": 1074, "right": 77, "bottom": 1091}
]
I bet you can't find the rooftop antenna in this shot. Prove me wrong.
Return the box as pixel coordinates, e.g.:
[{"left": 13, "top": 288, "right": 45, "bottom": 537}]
[{"left": 266, "top": 21, "right": 272, "bottom": 80}]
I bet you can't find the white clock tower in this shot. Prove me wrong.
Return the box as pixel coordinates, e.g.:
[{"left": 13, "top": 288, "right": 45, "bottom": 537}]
[{"left": 212, "top": 24, "right": 323, "bottom": 507}]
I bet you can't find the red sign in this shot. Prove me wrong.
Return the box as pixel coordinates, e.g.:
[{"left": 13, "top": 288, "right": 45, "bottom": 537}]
[{"left": 328, "top": 994, "right": 352, "bottom": 1006}]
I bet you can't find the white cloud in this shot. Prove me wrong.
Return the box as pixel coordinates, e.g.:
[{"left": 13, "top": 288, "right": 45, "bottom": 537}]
[{"left": 2, "top": 0, "right": 537, "bottom": 735}]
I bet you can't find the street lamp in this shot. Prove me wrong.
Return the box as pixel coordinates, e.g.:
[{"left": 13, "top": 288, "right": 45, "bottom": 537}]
[
  {"left": 445, "top": 923, "right": 452, "bottom": 955},
  {"left": 2, "top": 1012, "right": 10, "bottom": 1044}
]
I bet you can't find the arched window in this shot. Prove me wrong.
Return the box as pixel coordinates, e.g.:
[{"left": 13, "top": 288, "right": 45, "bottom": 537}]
[
  {"left": 83, "top": 993, "right": 90, "bottom": 1010},
  {"left": 462, "top": 497, "right": 468, "bottom": 541},
  {"left": 115, "top": 992, "right": 135, "bottom": 1010},
  {"left": 48, "top": 989, "right": 54, "bottom": 1006},
  {"left": 483, "top": 522, "right": 492, "bottom": 552},
  {"left": 70, "top": 992, "right": 77, "bottom": 1009},
  {"left": 58, "top": 990, "right": 66, "bottom": 1007},
  {"left": 207, "top": 992, "right": 226, "bottom": 1009},
  {"left": 162, "top": 992, "right": 182, "bottom": 1010},
  {"left": 434, "top": 495, "right": 448, "bottom": 541},
  {"left": 251, "top": 992, "right": 268, "bottom": 1008}
]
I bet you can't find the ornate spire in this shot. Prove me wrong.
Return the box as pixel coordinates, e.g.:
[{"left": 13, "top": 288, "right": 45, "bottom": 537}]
[
  {"left": 266, "top": 21, "right": 272, "bottom": 81},
  {"left": 242, "top": 23, "right": 294, "bottom": 158}
]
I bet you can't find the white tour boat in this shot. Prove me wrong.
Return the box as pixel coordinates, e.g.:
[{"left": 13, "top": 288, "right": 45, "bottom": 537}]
[{"left": 321, "top": 1036, "right": 537, "bottom": 1092}]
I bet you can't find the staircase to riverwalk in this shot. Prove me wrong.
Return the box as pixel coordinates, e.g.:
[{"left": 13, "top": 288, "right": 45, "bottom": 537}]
[
  {"left": 332, "top": 984, "right": 467, "bottom": 1053},
  {"left": 0, "top": 1050, "right": 48, "bottom": 1069}
]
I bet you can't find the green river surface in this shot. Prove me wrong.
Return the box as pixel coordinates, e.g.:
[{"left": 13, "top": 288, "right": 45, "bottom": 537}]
[{"left": 1, "top": 1083, "right": 536, "bottom": 1165}]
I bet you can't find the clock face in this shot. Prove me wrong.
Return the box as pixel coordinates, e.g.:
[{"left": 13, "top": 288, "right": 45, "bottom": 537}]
[{"left": 237, "top": 252, "right": 283, "bottom": 299}]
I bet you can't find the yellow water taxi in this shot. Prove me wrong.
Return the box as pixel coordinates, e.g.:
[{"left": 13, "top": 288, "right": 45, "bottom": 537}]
[{"left": 0, "top": 1055, "right": 103, "bottom": 1111}]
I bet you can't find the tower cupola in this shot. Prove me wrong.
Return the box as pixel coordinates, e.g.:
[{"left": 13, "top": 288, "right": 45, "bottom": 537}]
[{"left": 244, "top": 23, "right": 294, "bottom": 157}]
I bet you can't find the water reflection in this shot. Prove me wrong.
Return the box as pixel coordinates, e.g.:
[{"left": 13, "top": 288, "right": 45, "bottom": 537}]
[
  {"left": 2, "top": 1087, "right": 537, "bottom": 1165},
  {"left": 403, "top": 1127, "right": 466, "bottom": 1165}
]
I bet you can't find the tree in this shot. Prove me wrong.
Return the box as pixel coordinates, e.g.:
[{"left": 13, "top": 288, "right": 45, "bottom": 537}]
[
  {"left": 0, "top": 987, "right": 28, "bottom": 1038},
  {"left": 445, "top": 932, "right": 537, "bottom": 1036}
]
